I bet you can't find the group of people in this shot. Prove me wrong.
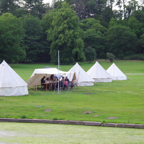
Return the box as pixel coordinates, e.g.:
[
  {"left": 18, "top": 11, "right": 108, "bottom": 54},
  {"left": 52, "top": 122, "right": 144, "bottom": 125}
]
[
  {"left": 41, "top": 75, "right": 70, "bottom": 90},
  {"left": 59, "top": 76, "right": 69, "bottom": 89}
]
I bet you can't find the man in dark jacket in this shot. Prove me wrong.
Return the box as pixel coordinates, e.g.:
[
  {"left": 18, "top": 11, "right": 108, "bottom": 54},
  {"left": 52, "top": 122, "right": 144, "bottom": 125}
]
[{"left": 41, "top": 76, "right": 46, "bottom": 88}]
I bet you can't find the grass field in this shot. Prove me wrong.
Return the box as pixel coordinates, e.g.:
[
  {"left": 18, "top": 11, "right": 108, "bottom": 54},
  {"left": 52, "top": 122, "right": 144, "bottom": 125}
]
[
  {"left": 1, "top": 60, "right": 144, "bottom": 124},
  {"left": 0, "top": 122, "right": 144, "bottom": 144}
]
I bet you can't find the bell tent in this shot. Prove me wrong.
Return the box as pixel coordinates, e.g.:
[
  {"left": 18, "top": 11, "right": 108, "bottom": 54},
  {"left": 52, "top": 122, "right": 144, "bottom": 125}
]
[
  {"left": 0, "top": 60, "right": 28, "bottom": 96},
  {"left": 67, "top": 62, "right": 94, "bottom": 86},
  {"left": 87, "top": 61, "right": 112, "bottom": 82},
  {"left": 106, "top": 63, "right": 127, "bottom": 80}
]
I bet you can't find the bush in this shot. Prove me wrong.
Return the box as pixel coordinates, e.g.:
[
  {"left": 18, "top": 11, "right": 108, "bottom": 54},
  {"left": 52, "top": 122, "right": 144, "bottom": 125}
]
[
  {"left": 123, "top": 54, "right": 144, "bottom": 60},
  {"left": 21, "top": 115, "right": 27, "bottom": 119},
  {"left": 106, "top": 52, "right": 115, "bottom": 62}
]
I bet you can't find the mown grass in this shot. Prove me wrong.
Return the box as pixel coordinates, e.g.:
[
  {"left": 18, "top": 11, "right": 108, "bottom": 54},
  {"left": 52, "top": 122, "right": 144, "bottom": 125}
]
[
  {"left": 0, "top": 122, "right": 144, "bottom": 144},
  {"left": 1, "top": 60, "right": 144, "bottom": 124}
]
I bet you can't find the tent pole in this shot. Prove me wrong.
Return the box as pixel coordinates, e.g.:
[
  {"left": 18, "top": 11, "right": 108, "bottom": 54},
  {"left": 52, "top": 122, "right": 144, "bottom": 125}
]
[{"left": 58, "top": 50, "right": 59, "bottom": 94}]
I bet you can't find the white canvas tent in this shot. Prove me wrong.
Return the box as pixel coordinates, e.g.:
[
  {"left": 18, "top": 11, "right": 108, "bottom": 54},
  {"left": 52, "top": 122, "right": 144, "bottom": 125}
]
[
  {"left": 87, "top": 61, "right": 112, "bottom": 82},
  {"left": 0, "top": 60, "right": 28, "bottom": 96},
  {"left": 106, "top": 63, "right": 127, "bottom": 80},
  {"left": 66, "top": 63, "right": 94, "bottom": 86},
  {"left": 27, "top": 68, "right": 66, "bottom": 87}
]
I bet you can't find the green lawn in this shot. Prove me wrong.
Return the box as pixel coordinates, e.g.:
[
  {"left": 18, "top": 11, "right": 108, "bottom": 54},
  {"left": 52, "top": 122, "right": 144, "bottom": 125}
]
[
  {"left": 0, "top": 61, "right": 144, "bottom": 124},
  {"left": 0, "top": 122, "right": 144, "bottom": 144}
]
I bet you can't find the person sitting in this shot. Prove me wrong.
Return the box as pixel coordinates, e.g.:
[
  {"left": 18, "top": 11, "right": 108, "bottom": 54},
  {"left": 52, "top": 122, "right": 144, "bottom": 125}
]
[
  {"left": 64, "top": 80, "right": 68, "bottom": 89},
  {"left": 41, "top": 76, "right": 46, "bottom": 89},
  {"left": 53, "top": 76, "right": 58, "bottom": 81},
  {"left": 59, "top": 77, "right": 65, "bottom": 89},
  {"left": 49, "top": 75, "right": 53, "bottom": 90},
  {"left": 50, "top": 74, "right": 54, "bottom": 81},
  {"left": 54, "top": 76, "right": 59, "bottom": 90},
  {"left": 45, "top": 77, "right": 50, "bottom": 83},
  {"left": 41, "top": 76, "right": 45, "bottom": 83},
  {"left": 65, "top": 77, "right": 69, "bottom": 83},
  {"left": 45, "top": 77, "right": 50, "bottom": 90},
  {"left": 65, "top": 77, "right": 69, "bottom": 86},
  {"left": 70, "top": 81, "right": 74, "bottom": 89}
]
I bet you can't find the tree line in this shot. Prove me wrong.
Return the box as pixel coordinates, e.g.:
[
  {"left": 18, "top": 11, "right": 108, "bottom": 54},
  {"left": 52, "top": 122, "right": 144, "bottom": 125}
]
[{"left": 0, "top": 0, "right": 144, "bottom": 64}]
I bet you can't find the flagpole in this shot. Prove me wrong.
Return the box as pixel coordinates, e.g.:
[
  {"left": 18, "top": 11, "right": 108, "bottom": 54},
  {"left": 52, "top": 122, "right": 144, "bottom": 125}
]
[{"left": 58, "top": 50, "right": 59, "bottom": 94}]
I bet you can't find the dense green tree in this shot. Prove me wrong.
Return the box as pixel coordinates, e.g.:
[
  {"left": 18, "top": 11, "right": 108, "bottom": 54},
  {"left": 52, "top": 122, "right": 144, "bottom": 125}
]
[
  {"left": 24, "top": 0, "right": 46, "bottom": 19},
  {"left": 65, "top": 0, "right": 107, "bottom": 20},
  {"left": 64, "top": 0, "right": 86, "bottom": 20},
  {"left": 109, "top": 16, "right": 144, "bottom": 39},
  {"left": 41, "top": 9, "right": 57, "bottom": 32},
  {"left": 0, "top": 13, "right": 25, "bottom": 63},
  {"left": 65, "top": 0, "right": 74, "bottom": 5},
  {"left": 109, "top": 17, "right": 128, "bottom": 27},
  {"left": 65, "top": 0, "right": 117, "bottom": 27},
  {"left": 79, "top": 18, "right": 99, "bottom": 31},
  {"left": 128, "top": 16, "right": 144, "bottom": 38},
  {"left": 80, "top": 18, "right": 107, "bottom": 58},
  {"left": 12, "top": 7, "right": 28, "bottom": 18},
  {"left": 85, "top": 46, "right": 96, "bottom": 62},
  {"left": 54, "top": 0, "right": 63, "bottom": 9},
  {"left": 131, "top": 10, "right": 144, "bottom": 24},
  {"left": 95, "top": 6, "right": 114, "bottom": 28},
  {"left": 46, "top": 2, "right": 85, "bottom": 64},
  {"left": 0, "top": 0, "right": 19, "bottom": 14},
  {"left": 106, "top": 25, "right": 137, "bottom": 58},
  {"left": 137, "top": 34, "right": 144, "bottom": 53},
  {"left": 22, "top": 15, "right": 49, "bottom": 63},
  {"left": 85, "top": 0, "right": 107, "bottom": 18},
  {"left": 41, "top": 9, "right": 58, "bottom": 63}
]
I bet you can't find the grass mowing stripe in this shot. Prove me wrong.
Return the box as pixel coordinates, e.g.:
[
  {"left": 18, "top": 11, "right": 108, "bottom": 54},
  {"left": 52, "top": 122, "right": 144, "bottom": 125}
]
[{"left": 0, "top": 122, "right": 144, "bottom": 144}]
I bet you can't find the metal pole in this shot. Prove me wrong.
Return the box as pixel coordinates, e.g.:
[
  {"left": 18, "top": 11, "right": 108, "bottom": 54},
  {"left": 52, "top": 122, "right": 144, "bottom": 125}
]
[{"left": 58, "top": 50, "right": 59, "bottom": 94}]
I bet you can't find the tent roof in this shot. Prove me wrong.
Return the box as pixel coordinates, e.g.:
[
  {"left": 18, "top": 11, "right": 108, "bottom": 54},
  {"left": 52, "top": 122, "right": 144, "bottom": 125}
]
[
  {"left": 67, "top": 62, "right": 94, "bottom": 83},
  {"left": 0, "top": 60, "right": 27, "bottom": 88},
  {"left": 106, "top": 63, "right": 127, "bottom": 80},
  {"left": 30, "top": 68, "right": 66, "bottom": 77},
  {"left": 87, "top": 61, "right": 112, "bottom": 79}
]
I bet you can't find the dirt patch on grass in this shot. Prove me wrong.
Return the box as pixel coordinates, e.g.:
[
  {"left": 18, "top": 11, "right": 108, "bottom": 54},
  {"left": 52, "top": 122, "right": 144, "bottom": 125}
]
[
  {"left": 107, "top": 117, "right": 118, "bottom": 119},
  {"left": 82, "top": 111, "right": 92, "bottom": 114},
  {"left": 85, "top": 92, "right": 93, "bottom": 94},
  {"left": 44, "top": 109, "right": 52, "bottom": 112},
  {"left": 94, "top": 115, "right": 99, "bottom": 116}
]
